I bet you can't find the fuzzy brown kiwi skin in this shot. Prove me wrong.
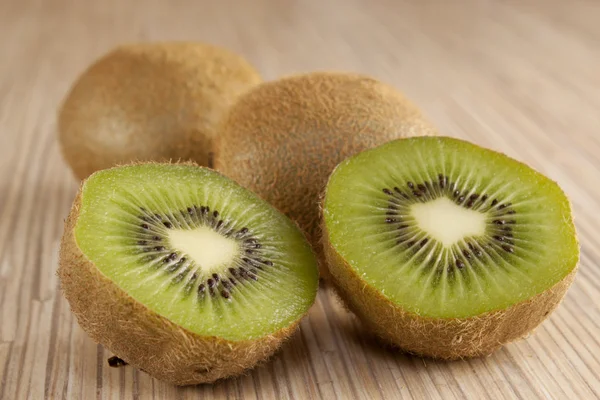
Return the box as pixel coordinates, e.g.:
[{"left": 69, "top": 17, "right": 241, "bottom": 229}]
[
  {"left": 58, "top": 178, "right": 303, "bottom": 386},
  {"left": 58, "top": 41, "right": 262, "bottom": 181},
  {"left": 214, "top": 72, "right": 437, "bottom": 277},
  {"left": 321, "top": 222, "right": 579, "bottom": 359}
]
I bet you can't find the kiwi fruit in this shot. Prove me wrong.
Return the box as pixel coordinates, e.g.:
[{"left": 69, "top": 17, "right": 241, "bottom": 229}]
[
  {"left": 321, "top": 136, "right": 579, "bottom": 359},
  {"left": 214, "top": 72, "right": 437, "bottom": 275},
  {"left": 58, "top": 163, "right": 318, "bottom": 385},
  {"left": 58, "top": 42, "right": 262, "bottom": 180}
]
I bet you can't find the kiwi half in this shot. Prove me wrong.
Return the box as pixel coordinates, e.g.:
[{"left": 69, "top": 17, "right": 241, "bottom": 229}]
[
  {"left": 58, "top": 163, "right": 318, "bottom": 385},
  {"left": 214, "top": 72, "right": 437, "bottom": 276},
  {"left": 322, "top": 136, "right": 579, "bottom": 359},
  {"left": 58, "top": 42, "right": 261, "bottom": 180}
]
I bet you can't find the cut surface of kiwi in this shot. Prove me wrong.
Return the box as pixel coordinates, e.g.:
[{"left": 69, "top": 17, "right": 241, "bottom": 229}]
[
  {"left": 322, "top": 136, "right": 579, "bottom": 358},
  {"left": 59, "top": 163, "right": 318, "bottom": 384}
]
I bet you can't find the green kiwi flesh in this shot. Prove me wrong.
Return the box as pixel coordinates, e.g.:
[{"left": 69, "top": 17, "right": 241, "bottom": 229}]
[
  {"left": 58, "top": 163, "right": 318, "bottom": 384},
  {"left": 322, "top": 136, "right": 579, "bottom": 358}
]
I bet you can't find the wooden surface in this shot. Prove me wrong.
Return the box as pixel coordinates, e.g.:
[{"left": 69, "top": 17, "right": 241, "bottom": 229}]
[{"left": 1, "top": 0, "right": 599, "bottom": 399}]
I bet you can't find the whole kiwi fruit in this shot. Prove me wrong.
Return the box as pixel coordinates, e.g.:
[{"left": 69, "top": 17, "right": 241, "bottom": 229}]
[
  {"left": 58, "top": 41, "right": 262, "bottom": 180},
  {"left": 58, "top": 162, "right": 319, "bottom": 385},
  {"left": 321, "top": 136, "right": 579, "bottom": 359},
  {"left": 214, "top": 72, "right": 437, "bottom": 275}
]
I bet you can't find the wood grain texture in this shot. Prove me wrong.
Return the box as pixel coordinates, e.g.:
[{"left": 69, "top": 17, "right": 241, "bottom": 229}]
[{"left": 1, "top": 0, "right": 599, "bottom": 399}]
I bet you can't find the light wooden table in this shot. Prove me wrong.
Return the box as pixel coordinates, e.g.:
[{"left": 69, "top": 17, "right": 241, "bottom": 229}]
[{"left": 1, "top": 0, "right": 599, "bottom": 399}]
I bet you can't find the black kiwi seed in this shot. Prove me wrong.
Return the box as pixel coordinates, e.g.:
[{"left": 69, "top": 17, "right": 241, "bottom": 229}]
[
  {"left": 502, "top": 245, "right": 514, "bottom": 253},
  {"left": 475, "top": 248, "right": 483, "bottom": 257},
  {"left": 229, "top": 267, "right": 238, "bottom": 276},
  {"left": 152, "top": 236, "right": 161, "bottom": 241},
  {"left": 212, "top": 273, "right": 220, "bottom": 282},
  {"left": 141, "top": 223, "right": 149, "bottom": 229},
  {"left": 138, "top": 240, "right": 147, "bottom": 246},
  {"left": 393, "top": 187, "right": 402, "bottom": 194},
  {"left": 264, "top": 260, "right": 273, "bottom": 266},
  {"left": 420, "top": 238, "right": 428, "bottom": 248},
  {"left": 240, "top": 227, "right": 248, "bottom": 234},
  {"left": 108, "top": 356, "right": 128, "bottom": 368},
  {"left": 221, "top": 290, "right": 230, "bottom": 299},
  {"left": 493, "top": 235, "right": 505, "bottom": 242},
  {"left": 155, "top": 246, "right": 165, "bottom": 251},
  {"left": 481, "top": 194, "right": 488, "bottom": 202},
  {"left": 163, "top": 222, "right": 172, "bottom": 228},
  {"left": 383, "top": 188, "right": 393, "bottom": 195},
  {"left": 469, "top": 194, "right": 480, "bottom": 200},
  {"left": 493, "top": 220, "right": 506, "bottom": 225},
  {"left": 465, "top": 200, "right": 475, "bottom": 208},
  {"left": 456, "top": 259, "right": 465, "bottom": 269},
  {"left": 216, "top": 220, "right": 224, "bottom": 229},
  {"left": 213, "top": 211, "right": 219, "bottom": 218},
  {"left": 417, "top": 184, "right": 426, "bottom": 192},
  {"left": 457, "top": 195, "right": 465, "bottom": 203},
  {"left": 407, "top": 182, "right": 414, "bottom": 189},
  {"left": 413, "top": 191, "right": 423, "bottom": 197},
  {"left": 491, "top": 199, "right": 499, "bottom": 206},
  {"left": 222, "top": 280, "right": 232, "bottom": 290},
  {"left": 207, "top": 278, "right": 215, "bottom": 288},
  {"left": 453, "top": 190, "right": 460, "bottom": 197},
  {"left": 168, "top": 253, "right": 177, "bottom": 261},
  {"left": 229, "top": 278, "right": 237, "bottom": 286},
  {"left": 385, "top": 217, "right": 397, "bottom": 223},
  {"left": 438, "top": 176, "right": 446, "bottom": 189},
  {"left": 468, "top": 243, "right": 475, "bottom": 250},
  {"left": 198, "top": 284, "right": 206, "bottom": 294},
  {"left": 187, "top": 207, "right": 194, "bottom": 214}
]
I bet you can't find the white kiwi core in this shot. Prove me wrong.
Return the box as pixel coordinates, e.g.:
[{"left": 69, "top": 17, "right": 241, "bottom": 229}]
[
  {"left": 410, "top": 197, "right": 486, "bottom": 247},
  {"left": 168, "top": 227, "right": 239, "bottom": 273}
]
